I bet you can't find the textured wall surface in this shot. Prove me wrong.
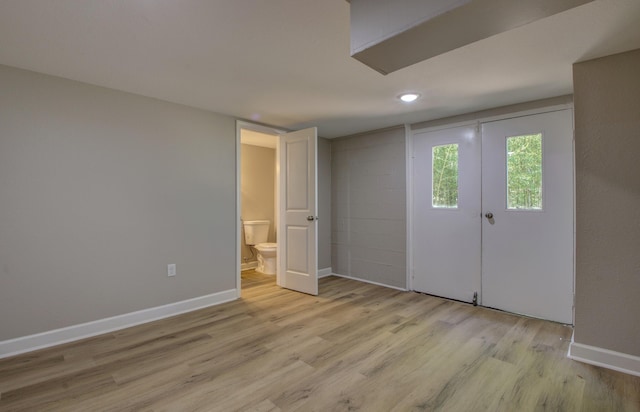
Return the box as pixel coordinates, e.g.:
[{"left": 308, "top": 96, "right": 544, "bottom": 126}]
[
  {"left": 0, "top": 65, "right": 237, "bottom": 341},
  {"left": 331, "top": 127, "right": 406, "bottom": 288},
  {"left": 573, "top": 49, "right": 640, "bottom": 357}
]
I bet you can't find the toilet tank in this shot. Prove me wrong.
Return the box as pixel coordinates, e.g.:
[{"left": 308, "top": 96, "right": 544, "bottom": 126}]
[{"left": 243, "top": 220, "right": 270, "bottom": 246}]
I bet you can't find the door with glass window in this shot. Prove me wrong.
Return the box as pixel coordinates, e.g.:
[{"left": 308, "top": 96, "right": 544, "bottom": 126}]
[
  {"left": 411, "top": 110, "right": 573, "bottom": 323},
  {"left": 412, "top": 124, "right": 481, "bottom": 303},
  {"left": 481, "top": 110, "right": 573, "bottom": 323}
]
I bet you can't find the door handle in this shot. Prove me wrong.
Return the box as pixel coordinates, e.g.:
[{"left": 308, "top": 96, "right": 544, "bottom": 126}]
[
  {"left": 485, "top": 212, "right": 494, "bottom": 219},
  {"left": 307, "top": 216, "right": 316, "bottom": 221}
]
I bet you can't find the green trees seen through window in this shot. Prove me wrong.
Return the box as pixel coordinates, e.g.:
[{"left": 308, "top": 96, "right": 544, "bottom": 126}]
[
  {"left": 430, "top": 136, "right": 542, "bottom": 210},
  {"left": 507, "top": 133, "right": 543, "bottom": 210},
  {"left": 432, "top": 144, "right": 459, "bottom": 208}
]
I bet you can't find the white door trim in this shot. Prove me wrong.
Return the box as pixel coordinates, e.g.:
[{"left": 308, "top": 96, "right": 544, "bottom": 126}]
[
  {"left": 235, "top": 121, "right": 287, "bottom": 297},
  {"left": 405, "top": 124, "right": 413, "bottom": 291}
]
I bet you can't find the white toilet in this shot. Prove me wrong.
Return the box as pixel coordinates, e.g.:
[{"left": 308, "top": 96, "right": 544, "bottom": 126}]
[{"left": 243, "top": 220, "right": 277, "bottom": 275}]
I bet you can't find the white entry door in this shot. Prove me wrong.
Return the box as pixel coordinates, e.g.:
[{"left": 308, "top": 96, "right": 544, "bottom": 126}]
[
  {"left": 412, "top": 124, "right": 481, "bottom": 303},
  {"left": 277, "top": 127, "right": 318, "bottom": 295},
  {"left": 481, "top": 110, "right": 574, "bottom": 323},
  {"left": 411, "top": 109, "right": 574, "bottom": 323}
]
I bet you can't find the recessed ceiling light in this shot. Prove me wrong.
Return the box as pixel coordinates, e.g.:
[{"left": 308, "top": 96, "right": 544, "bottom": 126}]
[{"left": 399, "top": 93, "right": 420, "bottom": 103}]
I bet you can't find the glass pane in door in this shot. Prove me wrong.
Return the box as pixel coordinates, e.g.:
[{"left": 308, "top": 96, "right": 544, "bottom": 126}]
[
  {"left": 506, "top": 133, "right": 542, "bottom": 210},
  {"left": 432, "top": 144, "right": 459, "bottom": 208}
]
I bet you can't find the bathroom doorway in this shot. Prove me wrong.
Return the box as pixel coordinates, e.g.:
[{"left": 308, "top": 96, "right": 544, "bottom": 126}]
[
  {"left": 238, "top": 124, "right": 281, "bottom": 292},
  {"left": 236, "top": 121, "right": 320, "bottom": 297}
]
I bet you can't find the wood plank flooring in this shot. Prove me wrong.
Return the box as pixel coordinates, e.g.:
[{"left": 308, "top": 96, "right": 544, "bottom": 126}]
[{"left": 1, "top": 271, "right": 639, "bottom": 411}]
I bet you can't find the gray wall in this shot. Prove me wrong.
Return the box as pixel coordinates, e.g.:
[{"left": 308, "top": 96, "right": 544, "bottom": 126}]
[
  {"left": 240, "top": 144, "right": 276, "bottom": 263},
  {"left": 331, "top": 127, "right": 407, "bottom": 288},
  {"left": 573, "top": 49, "right": 640, "bottom": 357},
  {"left": 0, "top": 65, "right": 237, "bottom": 341},
  {"left": 317, "top": 137, "right": 332, "bottom": 270}
]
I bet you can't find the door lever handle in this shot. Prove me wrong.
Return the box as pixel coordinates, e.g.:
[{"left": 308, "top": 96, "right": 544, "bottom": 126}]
[
  {"left": 307, "top": 216, "right": 316, "bottom": 221},
  {"left": 485, "top": 212, "right": 494, "bottom": 219}
]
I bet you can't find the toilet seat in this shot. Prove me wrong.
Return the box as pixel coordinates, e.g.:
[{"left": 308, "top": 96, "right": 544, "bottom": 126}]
[{"left": 255, "top": 242, "right": 277, "bottom": 252}]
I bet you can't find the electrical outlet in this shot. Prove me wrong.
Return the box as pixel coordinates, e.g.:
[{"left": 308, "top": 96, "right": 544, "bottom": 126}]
[{"left": 167, "top": 264, "right": 176, "bottom": 277}]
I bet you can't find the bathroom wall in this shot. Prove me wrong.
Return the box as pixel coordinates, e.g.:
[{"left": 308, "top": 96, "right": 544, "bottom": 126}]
[
  {"left": 331, "top": 126, "right": 407, "bottom": 289},
  {"left": 241, "top": 144, "right": 276, "bottom": 264}
]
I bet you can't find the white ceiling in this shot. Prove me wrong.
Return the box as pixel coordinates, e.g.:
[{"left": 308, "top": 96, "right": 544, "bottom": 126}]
[{"left": 0, "top": 0, "right": 639, "bottom": 138}]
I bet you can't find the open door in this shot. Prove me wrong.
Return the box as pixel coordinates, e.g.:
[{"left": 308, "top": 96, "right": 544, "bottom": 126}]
[{"left": 277, "top": 127, "right": 318, "bottom": 295}]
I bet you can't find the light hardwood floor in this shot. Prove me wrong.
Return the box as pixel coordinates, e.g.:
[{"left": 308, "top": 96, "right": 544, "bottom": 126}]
[{"left": 1, "top": 271, "right": 639, "bottom": 411}]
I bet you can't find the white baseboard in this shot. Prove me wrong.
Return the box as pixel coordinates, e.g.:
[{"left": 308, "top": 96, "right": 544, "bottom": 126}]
[
  {"left": 241, "top": 261, "right": 258, "bottom": 271},
  {"left": 318, "top": 267, "right": 333, "bottom": 278},
  {"left": 331, "top": 272, "right": 408, "bottom": 291},
  {"left": 568, "top": 334, "right": 640, "bottom": 377},
  {"left": 0, "top": 288, "right": 238, "bottom": 359}
]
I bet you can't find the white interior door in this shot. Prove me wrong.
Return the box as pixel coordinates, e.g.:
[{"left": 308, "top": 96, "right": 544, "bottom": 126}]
[
  {"left": 481, "top": 110, "right": 574, "bottom": 323},
  {"left": 278, "top": 127, "right": 318, "bottom": 295},
  {"left": 412, "top": 125, "right": 481, "bottom": 303}
]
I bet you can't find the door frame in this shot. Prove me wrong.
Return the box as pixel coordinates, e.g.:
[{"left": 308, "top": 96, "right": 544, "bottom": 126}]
[
  {"left": 406, "top": 102, "right": 575, "bottom": 322},
  {"left": 236, "top": 120, "right": 288, "bottom": 298}
]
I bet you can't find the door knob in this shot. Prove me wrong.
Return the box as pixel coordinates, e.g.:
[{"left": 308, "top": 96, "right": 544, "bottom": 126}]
[
  {"left": 307, "top": 216, "right": 315, "bottom": 221},
  {"left": 485, "top": 212, "right": 494, "bottom": 219}
]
